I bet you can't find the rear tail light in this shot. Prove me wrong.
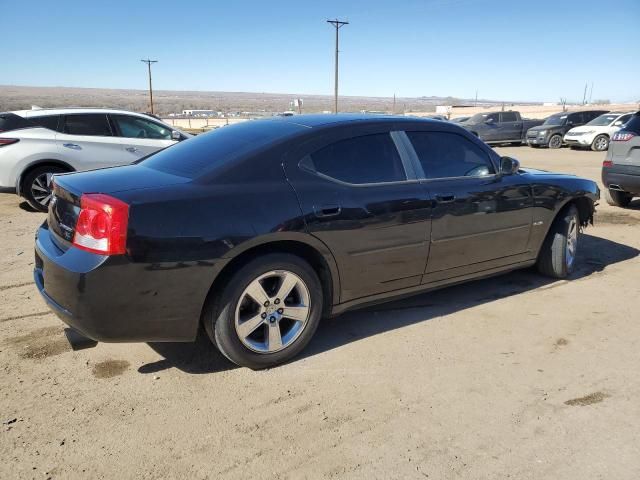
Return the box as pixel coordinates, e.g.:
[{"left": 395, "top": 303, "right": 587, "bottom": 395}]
[
  {"left": 602, "top": 160, "right": 613, "bottom": 168},
  {"left": 612, "top": 132, "right": 636, "bottom": 142},
  {"left": 0, "top": 138, "right": 19, "bottom": 147},
  {"left": 73, "top": 194, "right": 129, "bottom": 255}
]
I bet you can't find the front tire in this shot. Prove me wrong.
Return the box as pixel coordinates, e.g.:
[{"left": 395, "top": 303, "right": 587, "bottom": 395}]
[
  {"left": 537, "top": 205, "right": 580, "bottom": 278},
  {"left": 591, "top": 134, "right": 609, "bottom": 152},
  {"left": 23, "top": 166, "right": 66, "bottom": 212},
  {"left": 203, "top": 253, "right": 323, "bottom": 369},
  {"left": 604, "top": 188, "right": 632, "bottom": 207},
  {"left": 548, "top": 134, "right": 563, "bottom": 149}
]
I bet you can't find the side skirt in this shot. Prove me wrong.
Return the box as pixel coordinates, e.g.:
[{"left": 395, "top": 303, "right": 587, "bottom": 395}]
[{"left": 330, "top": 259, "right": 537, "bottom": 316}]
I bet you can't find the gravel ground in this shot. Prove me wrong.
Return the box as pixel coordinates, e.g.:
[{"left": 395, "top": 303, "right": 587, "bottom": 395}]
[{"left": 1, "top": 146, "right": 639, "bottom": 479}]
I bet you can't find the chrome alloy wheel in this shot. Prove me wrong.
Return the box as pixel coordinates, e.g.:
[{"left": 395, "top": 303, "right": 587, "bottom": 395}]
[
  {"left": 30, "top": 172, "right": 54, "bottom": 207},
  {"left": 594, "top": 136, "right": 609, "bottom": 151},
  {"left": 234, "top": 270, "right": 311, "bottom": 354},
  {"left": 566, "top": 216, "right": 578, "bottom": 268}
]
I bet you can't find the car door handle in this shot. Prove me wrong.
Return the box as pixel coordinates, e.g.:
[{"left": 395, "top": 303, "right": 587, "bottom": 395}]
[
  {"left": 435, "top": 193, "right": 456, "bottom": 203},
  {"left": 125, "top": 147, "right": 141, "bottom": 153},
  {"left": 314, "top": 205, "right": 342, "bottom": 218},
  {"left": 63, "top": 143, "right": 81, "bottom": 150}
]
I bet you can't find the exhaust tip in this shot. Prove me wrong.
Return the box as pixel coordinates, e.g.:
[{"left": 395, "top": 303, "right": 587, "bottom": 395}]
[{"left": 64, "top": 328, "right": 98, "bottom": 351}]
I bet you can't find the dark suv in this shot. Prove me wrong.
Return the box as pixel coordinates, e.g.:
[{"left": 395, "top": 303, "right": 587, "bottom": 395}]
[
  {"left": 526, "top": 110, "right": 608, "bottom": 149},
  {"left": 602, "top": 111, "right": 640, "bottom": 207}
]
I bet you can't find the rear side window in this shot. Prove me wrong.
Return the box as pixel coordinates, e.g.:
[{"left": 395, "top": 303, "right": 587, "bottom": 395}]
[
  {"left": 29, "top": 115, "right": 60, "bottom": 131},
  {"left": 309, "top": 133, "right": 406, "bottom": 184},
  {"left": 407, "top": 131, "right": 495, "bottom": 179},
  {"left": 142, "top": 119, "right": 306, "bottom": 178},
  {"left": 501, "top": 112, "right": 518, "bottom": 122},
  {"left": 569, "top": 113, "right": 584, "bottom": 124},
  {"left": 62, "top": 114, "right": 112, "bottom": 136},
  {"left": 112, "top": 114, "right": 172, "bottom": 140},
  {"left": 0, "top": 113, "right": 31, "bottom": 132}
]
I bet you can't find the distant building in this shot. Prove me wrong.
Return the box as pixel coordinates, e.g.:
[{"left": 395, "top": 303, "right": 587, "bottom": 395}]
[{"left": 182, "top": 109, "right": 221, "bottom": 117}]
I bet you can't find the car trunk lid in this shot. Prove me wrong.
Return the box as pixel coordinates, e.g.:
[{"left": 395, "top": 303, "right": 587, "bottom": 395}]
[{"left": 48, "top": 165, "right": 189, "bottom": 249}]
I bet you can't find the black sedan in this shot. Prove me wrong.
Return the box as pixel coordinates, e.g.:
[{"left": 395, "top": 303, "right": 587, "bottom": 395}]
[{"left": 34, "top": 114, "right": 599, "bottom": 369}]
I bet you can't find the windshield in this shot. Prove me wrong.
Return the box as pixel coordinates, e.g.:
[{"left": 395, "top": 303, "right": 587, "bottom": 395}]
[
  {"left": 141, "top": 119, "right": 306, "bottom": 178},
  {"left": 543, "top": 114, "right": 567, "bottom": 126},
  {"left": 468, "top": 113, "right": 492, "bottom": 124},
  {"left": 587, "top": 114, "right": 620, "bottom": 126}
]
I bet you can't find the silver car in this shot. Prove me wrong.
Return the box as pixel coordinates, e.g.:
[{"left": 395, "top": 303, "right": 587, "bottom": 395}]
[{"left": 601, "top": 111, "right": 640, "bottom": 207}]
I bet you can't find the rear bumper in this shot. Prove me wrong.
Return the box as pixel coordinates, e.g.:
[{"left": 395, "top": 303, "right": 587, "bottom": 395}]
[
  {"left": 34, "top": 224, "right": 208, "bottom": 343},
  {"left": 602, "top": 165, "right": 640, "bottom": 194}
]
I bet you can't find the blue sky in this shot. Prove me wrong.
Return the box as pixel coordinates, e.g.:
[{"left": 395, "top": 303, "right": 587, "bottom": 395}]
[{"left": 4, "top": 0, "right": 639, "bottom": 102}]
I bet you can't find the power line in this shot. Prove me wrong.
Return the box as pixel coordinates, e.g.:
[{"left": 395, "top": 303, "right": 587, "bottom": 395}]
[
  {"left": 140, "top": 59, "right": 158, "bottom": 114},
  {"left": 326, "top": 19, "right": 349, "bottom": 114}
]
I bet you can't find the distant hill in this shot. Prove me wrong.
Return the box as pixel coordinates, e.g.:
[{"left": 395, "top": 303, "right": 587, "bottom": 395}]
[{"left": 0, "top": 85, "right": 528, "bottom": 115}]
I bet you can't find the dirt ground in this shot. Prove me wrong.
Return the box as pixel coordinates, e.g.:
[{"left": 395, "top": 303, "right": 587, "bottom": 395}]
[{"left": 1, "top": 146, "right": 639, "bottom": 480}]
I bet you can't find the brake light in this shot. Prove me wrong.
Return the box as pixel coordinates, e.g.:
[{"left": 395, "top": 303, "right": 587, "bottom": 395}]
[
  {"left": 612, "top": 132, "right": 636, "bottom": 142},
  {"left": 73, "top": 194, "right": 129, "bottom": 255},
  {"left": 0, "top": 138, "right": 19, "bottom": 147},
  {"left": 602, "top": 160, "right": 613, "bottom": 168}
]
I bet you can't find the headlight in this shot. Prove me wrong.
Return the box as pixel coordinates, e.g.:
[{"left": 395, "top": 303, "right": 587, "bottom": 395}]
[
  {"left": 537, "top": 130, "right": 546, "bottom": 135},
  {"left": 582, "top": 130, "right": 595, "bottom": 135}
]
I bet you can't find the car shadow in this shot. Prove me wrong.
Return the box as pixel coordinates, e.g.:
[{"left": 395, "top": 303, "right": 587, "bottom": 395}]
[
  {"left": 18, "top": 201, "right": 38, "bottom": 212},
  {"left": 139, "top": 233, "right": 638, "bottom": 374}
]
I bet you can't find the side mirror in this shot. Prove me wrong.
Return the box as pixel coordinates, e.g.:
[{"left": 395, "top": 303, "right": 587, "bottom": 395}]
[
  {"left": 171, "top": 130, "right": 182, "bottom": 141},
  {"left": 613, "top": 121, "right": 623, "bottom": 126},
  {"left": 485, "top": 118, "right": 495, "bottom": 124},
  {"left": 500, "top": 156, "right": 520, "bottom": 175}
]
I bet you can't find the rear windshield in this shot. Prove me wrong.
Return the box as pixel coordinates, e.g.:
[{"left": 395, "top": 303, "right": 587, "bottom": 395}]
[
  {"left": 0, "top": 113, "right": 32, "bottom": 132},
  {"left": 141, "top": 119, "right": 306, "bottom": 178},
  {"left": 622, "top": 114, "right": 640, "bottom": 135}
]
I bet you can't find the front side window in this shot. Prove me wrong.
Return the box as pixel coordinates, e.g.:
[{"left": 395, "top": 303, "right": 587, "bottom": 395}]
[
  {"left": 568, "top": 113, "right": 584, "bottom": 125},
  {"left": 308, "top": 133, "right": 406, "bottom": 184},
  {"left": 112, "top": 115, "right": 173, "bottom": 140},
  {"left": 407, "top": 131, "right": 495, "bottom": 179},
  {"left": 62, "top": 114, "right": 112, "bottom": 136},
  {"left": 501, "top": 112, "right": 518, "bottom": 122}
]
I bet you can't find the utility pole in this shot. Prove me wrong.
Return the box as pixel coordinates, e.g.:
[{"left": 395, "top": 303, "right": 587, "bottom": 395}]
[
  {"left": 326, "top": 19, "right": 349, "bottom": 114},
  {"left": 582, "top": 82, "right": 588, "bottom": 105},
  {"left": 475, "top": 90, "right": 478, "bottom": 107},
  {"left": 140, "top": 59, "right": 158, "bottom": 114},
  {"left": 392, "top": 93, "right": 396, "bottom": 114},
  {"left": 589, "top": 82, "right": 594, "bottom": 104}
]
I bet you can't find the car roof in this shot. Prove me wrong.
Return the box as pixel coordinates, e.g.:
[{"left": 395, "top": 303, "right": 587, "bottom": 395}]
[
  {"left": 266, "top": 113, "right": 441, "bottom": 129},
  {"left": 11, "top": 108, "right": 158, "bottom": 119}
]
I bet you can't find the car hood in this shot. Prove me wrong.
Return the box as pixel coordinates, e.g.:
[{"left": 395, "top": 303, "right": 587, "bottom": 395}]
[
  {"left": 527, "top": 125, "right": 560, "bottom": 133},
  {"left": 566, "top": 125, "right": 603, "bottom": 134}
]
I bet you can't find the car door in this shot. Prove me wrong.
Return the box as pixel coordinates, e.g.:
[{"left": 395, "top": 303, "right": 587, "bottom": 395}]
[
  {"left": 499, "top": 111, "right": 522, "bottom": 141},
  {"left": 403, "top": 129, "right": 534, "bottom": 283},
  {"left": 478, "top": 113, "right": 501, "bottom": 142},
  {"left": 110, "top": 114, "right": 178, "bottom": 161},
  {"left": 284, "top": 126, "right": 432, "bottom": 303},
  {"left": 55, "top": 114, "right": 127, "bottom": 170}
]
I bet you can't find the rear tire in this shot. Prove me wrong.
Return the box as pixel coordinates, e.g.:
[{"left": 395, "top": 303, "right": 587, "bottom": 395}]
[
  {"left": 23, "top": 166, "right": 67, "bottom": 212},
  {"left": 203, "top": 253, "right": 323, "bottom": 369},
  {"left": 537, "top": 205, "right": 580, "bottom": 279},
  {"left": 591, "top": 134, "right": 609, "bottom": 152},
  {"left": 548, "top": 134, "right": 563, "bottom": 149},
  {"left": 604, "top": 188, "right": 632, "bottom": 207}
]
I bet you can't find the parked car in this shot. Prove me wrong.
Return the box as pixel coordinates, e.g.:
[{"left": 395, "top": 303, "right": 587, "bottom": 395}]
[
  {"left": 601, "top": 111, "right": 640, "bottom": 207},
  {"left": 450, "top": 116, "right": 470, "bottom": 123},
  {"left": 525, "top": 110, "right": 608, "bottom": 149},
  {"left": 34, "top": 114, "right": 598, "bottom": 369},
  {"left": 564, "top": 112, "right": 634, "bottom": 151},
  {"left": 0, "top": 108, "right": 190, "bottom": 211},
  {"left": 462, "top": 111, "right": 544, "bottom": 144}
]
